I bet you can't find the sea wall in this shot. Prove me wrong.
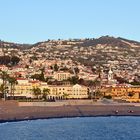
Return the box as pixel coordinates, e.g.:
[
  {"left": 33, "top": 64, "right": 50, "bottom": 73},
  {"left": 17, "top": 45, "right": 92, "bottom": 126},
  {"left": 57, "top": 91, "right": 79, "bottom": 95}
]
[{"left": 18, "top": 100, "right": 94, "bottom": 107}]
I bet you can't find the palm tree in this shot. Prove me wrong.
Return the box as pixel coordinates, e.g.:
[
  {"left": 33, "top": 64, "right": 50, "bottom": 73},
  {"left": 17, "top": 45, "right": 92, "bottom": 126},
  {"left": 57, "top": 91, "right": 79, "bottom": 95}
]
[
  {"left": 94, "top": 90, "right": 103, "bottom": 99},
  {"left": 0, "top": 84, "right": 5, "bottom": 98},
  {"left": 0, "top": 70, "right": 9, "bottom": 100},
  {"left": 8, "top": 77, "right": 18, "bottom": 99},
  {"left": 42, "top": 88, "right": 50, "bottom": 100},
  {"left": 62, "top": 92, "right": 69, "bottom": 100},
  {"left": 32, "top": 87, "right": 42, "bottom": 99}
]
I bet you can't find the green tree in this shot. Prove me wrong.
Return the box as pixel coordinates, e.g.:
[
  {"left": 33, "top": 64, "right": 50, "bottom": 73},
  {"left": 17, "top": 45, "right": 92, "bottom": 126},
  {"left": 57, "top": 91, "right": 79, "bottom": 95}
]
[
  {"left": 68, "top": 76, "right": 79, "bottom": 85},
  {"left": 40, "top": 68, "right": 45, "bottom": 81},
  {"left": 54, "top": 64, "right": 59, "bottom": 71},
  {"left": 74, "top": 67, "right": 79, "bottom": 75},
  {"left": 0, "top": 84, "right": 5, "bottom": 98},
  {"left": 128, "top": 92, "right": 134, "bottom": 97},
  {"left": 62, "top": 92, "right": 69, "bottom": 99},
  {"left": 94, "top": 90, "right": 103, "bottom": 99},
  {"left": 31, "top": 71, "right": 45, "bottom": 82},
  {"left": 42, "top": 88, "right": 50, "bottom": 100},
  {"left": 104, "top": 95, "right": 112, "bottom": 99},
  {"left": 32, "top": 87, "right": 42, "bottom": 99},
  {"left": 0, "top": 71, "right": 9, "bottom": 100},
  {"left": 8, "top": 77, "right": 18, "bottom": 98},
  {"left": 11, "top": 56, "right": 20, "bottom": 65}
]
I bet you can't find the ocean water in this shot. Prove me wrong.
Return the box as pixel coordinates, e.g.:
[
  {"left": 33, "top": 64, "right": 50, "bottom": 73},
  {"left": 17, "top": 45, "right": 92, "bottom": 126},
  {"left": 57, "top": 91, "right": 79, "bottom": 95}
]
[{"left": 0, "top": 117, "right": 140, "bottom": 140}]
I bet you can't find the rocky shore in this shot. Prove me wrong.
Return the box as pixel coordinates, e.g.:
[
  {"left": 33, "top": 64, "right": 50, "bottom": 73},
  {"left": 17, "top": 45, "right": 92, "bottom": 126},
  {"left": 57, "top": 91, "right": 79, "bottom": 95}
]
[{"left": 0, "top": 101, "right": 140, "bottom": 123}]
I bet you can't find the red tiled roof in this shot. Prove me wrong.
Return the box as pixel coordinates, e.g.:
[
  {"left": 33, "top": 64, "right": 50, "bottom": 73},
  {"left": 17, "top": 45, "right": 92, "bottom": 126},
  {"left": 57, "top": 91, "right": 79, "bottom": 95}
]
[{"left": 16, "top": 78, "right": 27, "bottom": 80}]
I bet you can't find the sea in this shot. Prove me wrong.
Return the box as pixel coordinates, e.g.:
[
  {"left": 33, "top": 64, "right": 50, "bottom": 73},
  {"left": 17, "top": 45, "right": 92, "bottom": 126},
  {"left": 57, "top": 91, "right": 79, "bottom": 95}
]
[{"left": 0, "top": 117, "right": 140, "bottom": 140}]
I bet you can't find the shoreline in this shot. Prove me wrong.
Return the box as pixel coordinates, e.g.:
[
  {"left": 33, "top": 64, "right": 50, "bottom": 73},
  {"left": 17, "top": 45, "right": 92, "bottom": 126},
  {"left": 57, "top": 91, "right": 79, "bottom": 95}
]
[
  {"left": 1, "top": 101, "right": 140, "bottom": 123},
  {"left": 1, "top": 114, "right": 140, "bottom": 124}
]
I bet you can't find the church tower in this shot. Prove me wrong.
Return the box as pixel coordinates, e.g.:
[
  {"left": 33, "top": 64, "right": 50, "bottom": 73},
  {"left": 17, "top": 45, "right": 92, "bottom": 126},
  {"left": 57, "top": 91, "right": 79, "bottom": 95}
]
[{"left": 108, "top": 66, "right": 113, "bottom": 83}]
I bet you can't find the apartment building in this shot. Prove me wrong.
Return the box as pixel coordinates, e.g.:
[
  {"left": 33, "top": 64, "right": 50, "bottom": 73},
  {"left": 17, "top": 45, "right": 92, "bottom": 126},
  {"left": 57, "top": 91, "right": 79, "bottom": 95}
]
[{"left": 53, "top": 71, "right": 71, "bottom": 81}]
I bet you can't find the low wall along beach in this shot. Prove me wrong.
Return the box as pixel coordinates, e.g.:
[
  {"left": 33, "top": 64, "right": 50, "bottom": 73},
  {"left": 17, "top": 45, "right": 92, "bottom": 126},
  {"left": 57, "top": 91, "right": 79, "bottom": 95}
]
[{"left": 18, "top": 100, "right": 94, "bottom": 107}]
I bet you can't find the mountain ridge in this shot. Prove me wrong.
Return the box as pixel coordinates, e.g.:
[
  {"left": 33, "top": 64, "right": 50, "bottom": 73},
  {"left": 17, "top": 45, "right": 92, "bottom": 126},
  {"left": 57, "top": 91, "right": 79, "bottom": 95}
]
[{"left": 0, "top": 36, "right": 140, "bottom": 49}]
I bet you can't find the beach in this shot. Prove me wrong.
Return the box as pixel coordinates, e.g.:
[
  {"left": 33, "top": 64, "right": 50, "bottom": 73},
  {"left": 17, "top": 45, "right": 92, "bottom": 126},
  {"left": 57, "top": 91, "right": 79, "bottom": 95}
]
[{"left": 0, "top": 100, "right": 140, "bottom": 123}]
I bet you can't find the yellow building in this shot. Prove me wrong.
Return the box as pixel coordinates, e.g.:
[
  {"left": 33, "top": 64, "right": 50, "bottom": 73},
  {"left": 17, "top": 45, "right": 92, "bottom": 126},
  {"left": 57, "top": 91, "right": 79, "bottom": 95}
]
[
  {"left": 10, "top": 79, "right": 41, "bottom": 98},
  {"left": 13, "top": 83, "right": 33, "bottom": 98},
  {"left": 48, "top": 84, "right": 88, "bottom": 99},
  {"left": 7, "top": 79, "right": 88, "bottom": 99},
  {"left": 101, "top": 85, "right": 140, "bottom": 102}
]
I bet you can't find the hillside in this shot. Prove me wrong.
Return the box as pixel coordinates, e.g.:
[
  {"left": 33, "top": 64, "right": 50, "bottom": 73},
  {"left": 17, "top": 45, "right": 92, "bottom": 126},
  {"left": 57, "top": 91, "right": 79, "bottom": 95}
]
[
  {"left": 0, "top": 40, "right": 31, "bottom": 49},
  {"left": 30, "top": 36, "right": 140, "bottom": 49},
  {"left": 1, "top": 36, "right": 140, "bottom": 50},
  {"left": 0, "top": 36, "right": 140, "bottom": 74}
]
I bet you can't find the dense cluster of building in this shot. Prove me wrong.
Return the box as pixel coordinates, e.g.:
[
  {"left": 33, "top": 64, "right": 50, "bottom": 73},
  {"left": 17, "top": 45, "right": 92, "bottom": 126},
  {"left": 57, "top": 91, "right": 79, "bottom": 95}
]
[{"left": 0, "top": 38, "right": 140, "bottom": 102}]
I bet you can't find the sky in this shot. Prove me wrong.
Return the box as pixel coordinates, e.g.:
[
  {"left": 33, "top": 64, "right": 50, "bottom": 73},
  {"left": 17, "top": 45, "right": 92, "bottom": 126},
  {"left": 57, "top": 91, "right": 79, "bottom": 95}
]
[{"left": 0, "top": 0, "right": 140, "bottom": 44}]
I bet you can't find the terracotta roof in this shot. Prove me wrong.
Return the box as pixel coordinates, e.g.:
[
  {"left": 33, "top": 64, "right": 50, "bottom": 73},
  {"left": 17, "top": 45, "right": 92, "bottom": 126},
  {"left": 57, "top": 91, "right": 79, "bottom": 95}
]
[{"left": 16, "top": 78, "right": 27, "bottom": 80}]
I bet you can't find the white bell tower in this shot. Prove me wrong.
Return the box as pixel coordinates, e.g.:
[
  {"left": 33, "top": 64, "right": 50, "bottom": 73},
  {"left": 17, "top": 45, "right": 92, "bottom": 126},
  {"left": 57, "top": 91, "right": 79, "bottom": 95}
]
[{"left": 108, "top": 66, "right": 113, "bottom": 82}]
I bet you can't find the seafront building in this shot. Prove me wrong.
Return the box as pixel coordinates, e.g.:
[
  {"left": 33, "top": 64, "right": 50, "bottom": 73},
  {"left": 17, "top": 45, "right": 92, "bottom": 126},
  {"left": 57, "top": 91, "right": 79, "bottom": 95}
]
[
  {"left": 5, "top": 75, "right": 140, "bottom": 102},
  {"left": 5, "top": 78, "right": 89, "bottom": 99},
  {"left": 99, "top": 67, "right": 140, "bottom": 102},
  {"left": 0, "top": 57, "right": 140, "bottom": 102},
  {"left": 101, "top": 85, "right": 140, "bottom": 102}
]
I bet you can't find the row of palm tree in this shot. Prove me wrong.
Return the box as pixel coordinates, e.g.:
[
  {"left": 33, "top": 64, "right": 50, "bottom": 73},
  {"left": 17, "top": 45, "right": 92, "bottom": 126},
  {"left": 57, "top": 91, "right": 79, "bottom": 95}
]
[
  {"left": 0, "top": 70, "right": 17, "bottom": 100},
  {"left": 32, "top": 87, "right": 69, "bottom": 100},
  {"left": 32, "top": 87, "right": 50, "bottom": 100},
  {"left": 8, "top": 76, "right": 18, "bottom": 98}
]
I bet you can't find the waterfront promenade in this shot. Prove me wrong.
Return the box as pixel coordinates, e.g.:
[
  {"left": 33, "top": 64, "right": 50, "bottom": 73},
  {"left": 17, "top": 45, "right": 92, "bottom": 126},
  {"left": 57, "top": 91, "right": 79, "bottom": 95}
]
[{"left": 0, "top": 100, "right": 140, "bottom": 122}]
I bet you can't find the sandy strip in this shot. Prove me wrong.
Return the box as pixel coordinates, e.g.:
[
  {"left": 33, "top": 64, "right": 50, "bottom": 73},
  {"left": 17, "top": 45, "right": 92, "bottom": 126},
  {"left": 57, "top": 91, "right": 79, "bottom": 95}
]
[{"left": 0, "top": 101, "right": 140, "bottom": 123}]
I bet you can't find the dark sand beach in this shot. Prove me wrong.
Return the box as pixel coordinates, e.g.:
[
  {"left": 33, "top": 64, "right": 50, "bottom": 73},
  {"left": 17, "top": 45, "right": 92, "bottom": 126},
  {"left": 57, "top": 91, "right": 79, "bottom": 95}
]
[{"left": 0, "top": 101, "right": 140, "bottom": 123}]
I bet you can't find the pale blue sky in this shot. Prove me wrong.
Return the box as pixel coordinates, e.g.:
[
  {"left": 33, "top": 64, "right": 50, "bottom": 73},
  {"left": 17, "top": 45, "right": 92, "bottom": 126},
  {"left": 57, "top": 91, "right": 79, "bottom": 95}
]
[{"left": 0, "top": 0, "right": 140, "bottom": 43}]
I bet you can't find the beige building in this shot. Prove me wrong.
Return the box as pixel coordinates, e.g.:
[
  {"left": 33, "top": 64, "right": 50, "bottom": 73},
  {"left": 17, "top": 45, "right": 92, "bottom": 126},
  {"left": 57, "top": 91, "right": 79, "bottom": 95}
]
[
  {"left": 48, "top": 84, "right": 88, "bottom": 99},
  {"left": 53, "top": 71, "right": 71, "bottom": 81}
]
